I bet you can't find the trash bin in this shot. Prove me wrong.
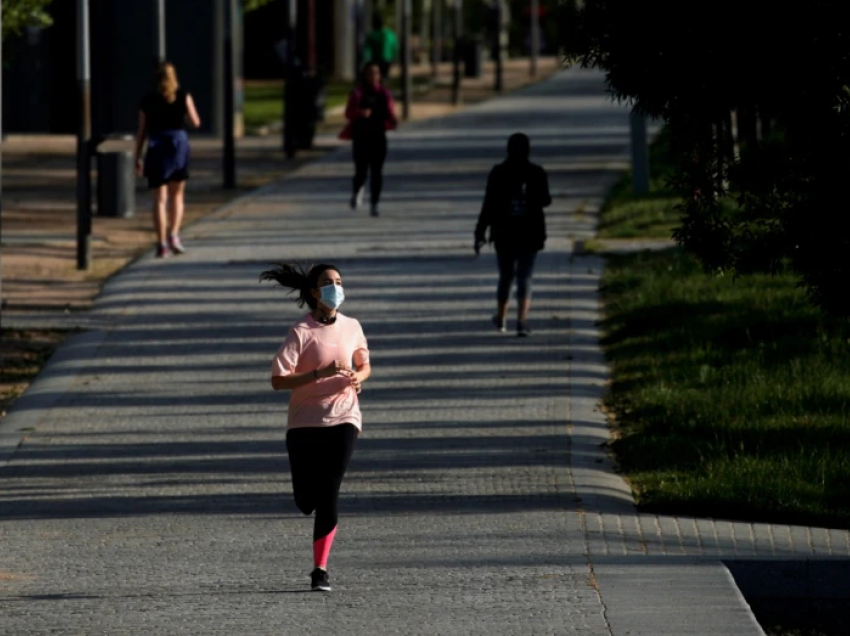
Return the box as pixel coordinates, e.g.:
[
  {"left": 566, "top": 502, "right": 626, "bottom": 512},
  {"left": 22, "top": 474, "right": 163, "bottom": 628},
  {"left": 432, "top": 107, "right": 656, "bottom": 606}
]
[
  {"left": 464, "top": 39, "right": 483, "bottom": 78},
  {"left": 298, "top": 73, "right": 325, "bottom": 148},
  {"left": 283, "top": 62, "right": 325, "bottom": 156},
  {"left": 312, "top": 74, "right": 327, "bottom": 123},
  {"left": 97, "top": 137, "right": 135, "bottom": 218}
]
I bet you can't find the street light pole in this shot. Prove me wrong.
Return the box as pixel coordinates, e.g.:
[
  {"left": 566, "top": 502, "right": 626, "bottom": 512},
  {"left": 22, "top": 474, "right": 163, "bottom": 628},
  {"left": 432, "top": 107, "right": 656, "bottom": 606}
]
[
  {"left": 451, "top": 0, "right": 462, "bottom": 105},
  {"left": 431, "top": 0, "right": 441, "bottom": 80},
  {"left": 530, "top": 0, "right": 539, "bottom": 76},
  {"left": 355, "top": 0, "right": 364, "bottom": 75},
  {"left": 494, "top": 0, "right": 504, "bottom": 92},
  {"left": 223, "top": 0, "right": 236, "bottom": 189},
  {"left": 282, "top": 0, "right": 297, "bottom": 153},
  {"left": 1, "top": 7, "right": 4, "bottom": 304},
  {"left": 76, "top": 0, "right": 93, "bottom": 271},
  {"left": 401, "top": 0, "right": 411, "bottom": 119},
  {"left": 307, "top": 0, "right": 316, "bottom": 73},
  {"left": 154, "top": 0, "right": 166, "bottom": 65}
]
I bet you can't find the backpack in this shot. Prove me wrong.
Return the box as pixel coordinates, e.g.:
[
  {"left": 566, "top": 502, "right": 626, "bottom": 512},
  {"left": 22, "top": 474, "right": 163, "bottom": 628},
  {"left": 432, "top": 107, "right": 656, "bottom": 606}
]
[{"left": 494, "top": 171, "right": 545, "bottom": 251}]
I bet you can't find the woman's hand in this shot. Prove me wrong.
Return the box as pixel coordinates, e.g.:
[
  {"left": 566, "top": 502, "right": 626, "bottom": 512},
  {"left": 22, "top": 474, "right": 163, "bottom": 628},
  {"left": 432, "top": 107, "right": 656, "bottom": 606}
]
[
  {"left": 135, "top": 158, "right": 144, "bottom": 177},
  {"left": 350, "top": 372, "right": 362, "bottom": 394},
  {"left": 317, "top": 360, "right": 352, "bottom": 379},
  {"left": 359, "top": 108, "right": 372, "bottom": 118}
]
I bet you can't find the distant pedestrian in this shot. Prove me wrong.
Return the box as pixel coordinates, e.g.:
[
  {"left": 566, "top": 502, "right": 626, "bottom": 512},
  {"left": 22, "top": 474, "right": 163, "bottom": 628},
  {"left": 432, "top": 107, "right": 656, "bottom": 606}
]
[
  {"left": 362, "top": 13, "right": 398, "bottom": 80},
  {"left": 339, "top": 63, "right": 398, "bottom": 217},
  {"left": 260, "top": 262, "right": 371, "bottom": 593},
  {"left": 134, "top": 62, "right": 201, "bottom": 258},
  {"left": 475, "top": 133, "right": 552, "bottom": 337}
]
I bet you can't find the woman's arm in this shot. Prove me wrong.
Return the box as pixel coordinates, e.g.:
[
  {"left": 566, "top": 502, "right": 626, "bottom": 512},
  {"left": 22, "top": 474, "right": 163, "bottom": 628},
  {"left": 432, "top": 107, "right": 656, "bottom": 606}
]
[
  {"left": 134, "top": 110, "right": 147, "bottom": 176},
  {"left": 271, "top": 360, "right": 354, "bottom": 391},
  {"left": 345, "top": 91, "right": 361, "bottom": 122},
  {"left": 539, "top": 167, "right": 552, "bottom": 208},
  {"left": 475, "top": 169, "right": 497, "bottom": 245},
  {"left": 350, "top": 363, "right": 371, "bottom": 393},
  {"left": 385, "top": 89, "right": 398, "bottom": 128},
  {"left": 185, "top": 93, "right": 202, "bottom": 128},
  {"left": 272, "top": 370, "right": 318, "bottom": 391}
]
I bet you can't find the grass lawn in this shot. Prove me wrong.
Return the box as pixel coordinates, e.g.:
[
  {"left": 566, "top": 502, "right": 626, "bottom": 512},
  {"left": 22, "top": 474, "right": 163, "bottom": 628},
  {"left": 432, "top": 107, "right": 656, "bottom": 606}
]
[
  {"left": 242, "top": 75, "right": 431, "bottom": 131},
  {"left": 243, "top": 80, "right": 352, "bottom": 130},
  {"left": 597, "top": 128, "right": 682, "bottom": 239},
  {"left": 599, "top": 130, "right": 850, "bottom": 529}
]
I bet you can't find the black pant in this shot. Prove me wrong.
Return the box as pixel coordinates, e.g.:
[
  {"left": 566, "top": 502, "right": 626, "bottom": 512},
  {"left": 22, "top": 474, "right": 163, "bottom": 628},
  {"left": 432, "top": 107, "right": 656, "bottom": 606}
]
[
  {"left": 496, "top": 249, "right": 538, "bottom": 304},
  {"left": 286, "top": 423, "right": 358, "bottom": 541},
  {"left": 353, "top": 134, "right": 388, "bottom": 206}
]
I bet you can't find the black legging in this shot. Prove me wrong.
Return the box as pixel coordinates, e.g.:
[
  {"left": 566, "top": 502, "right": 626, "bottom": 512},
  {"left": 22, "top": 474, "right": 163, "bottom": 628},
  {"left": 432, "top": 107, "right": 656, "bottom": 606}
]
[
  {"left": 353, "top": 133, "right": 388, "bottom": 206},
  {"left": 496, "top": 249, "right": 538, "bottom": 304},
  {"left": 285, "top": 423, "right": 358, "bottom": 541}
]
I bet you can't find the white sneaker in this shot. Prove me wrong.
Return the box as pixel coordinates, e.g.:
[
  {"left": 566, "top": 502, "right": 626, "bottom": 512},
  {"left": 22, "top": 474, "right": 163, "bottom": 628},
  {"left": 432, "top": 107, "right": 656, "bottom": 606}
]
[{"left": 351, "top": 187, "right": 364, "bottom": 210}]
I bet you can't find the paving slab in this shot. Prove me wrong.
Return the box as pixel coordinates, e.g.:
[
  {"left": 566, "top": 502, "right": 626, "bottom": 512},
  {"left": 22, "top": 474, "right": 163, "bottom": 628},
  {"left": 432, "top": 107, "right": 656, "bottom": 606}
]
[{"left": 0, "top": 69, "right": 830, "bottom": 635}]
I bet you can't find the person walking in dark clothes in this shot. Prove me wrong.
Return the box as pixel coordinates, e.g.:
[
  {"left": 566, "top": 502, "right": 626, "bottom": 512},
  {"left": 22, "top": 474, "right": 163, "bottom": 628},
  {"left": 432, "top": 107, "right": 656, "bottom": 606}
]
[
  {"left": 261, "top": 262, "right": 371, "bottom": 592},
  {"left": 339, "top": 63, "right": 398, "bottom": 217},
  {"left": 134, "top": 62, "right": 201, "bottom": 258},
  {"left": 475, "top": 133, "right": 552, "bottom": 337}
]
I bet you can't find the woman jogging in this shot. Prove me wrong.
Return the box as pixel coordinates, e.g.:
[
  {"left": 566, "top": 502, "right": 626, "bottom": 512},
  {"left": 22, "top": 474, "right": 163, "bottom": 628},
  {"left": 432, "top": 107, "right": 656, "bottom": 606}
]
[
  {"left": 260, "top": 262, "right": 371, "bottom": 592},
  {"left": 135, "top": 62, "right": 201, "bottom": 258},
  {"left": 475, "top": 133, "right": 552, "bottom": 337},
  {"left": 339, "top": 63, "right": 398, "bottom": 217}
]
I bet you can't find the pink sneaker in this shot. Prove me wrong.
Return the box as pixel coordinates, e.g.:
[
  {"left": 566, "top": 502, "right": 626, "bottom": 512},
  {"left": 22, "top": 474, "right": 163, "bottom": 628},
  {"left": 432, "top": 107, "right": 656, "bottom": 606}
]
[
  {"left": 169, "top": 234, "right": 186, "bottom": 254},
  {"left": 155, "top": 244, "right": 171, "bottom": 259}
]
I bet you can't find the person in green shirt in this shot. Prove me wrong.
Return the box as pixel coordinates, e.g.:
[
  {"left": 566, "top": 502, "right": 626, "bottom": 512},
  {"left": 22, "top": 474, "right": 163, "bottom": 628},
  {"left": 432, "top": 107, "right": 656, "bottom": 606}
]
[{"left": 362, "top": 13, "right": 398, "bottom": 80}]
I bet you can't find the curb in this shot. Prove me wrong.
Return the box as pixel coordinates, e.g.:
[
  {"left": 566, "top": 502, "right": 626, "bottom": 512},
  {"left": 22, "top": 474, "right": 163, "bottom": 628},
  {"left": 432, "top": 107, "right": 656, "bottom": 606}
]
[{"left": 0, "top": 330, "right": 108, "bottom": 469}]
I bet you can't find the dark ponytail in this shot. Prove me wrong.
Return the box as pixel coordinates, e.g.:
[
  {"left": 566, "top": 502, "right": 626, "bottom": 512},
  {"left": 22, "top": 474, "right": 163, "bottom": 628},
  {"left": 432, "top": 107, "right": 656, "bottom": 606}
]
[{"left": 259, "top": 262, "right": 341, "bottom": 310}]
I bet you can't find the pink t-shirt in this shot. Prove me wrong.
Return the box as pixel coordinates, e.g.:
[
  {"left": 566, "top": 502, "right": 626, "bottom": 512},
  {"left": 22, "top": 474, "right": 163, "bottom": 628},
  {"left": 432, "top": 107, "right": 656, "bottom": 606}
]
[{"left": 271, "top": 313, "right": 370, "bottom": 431}]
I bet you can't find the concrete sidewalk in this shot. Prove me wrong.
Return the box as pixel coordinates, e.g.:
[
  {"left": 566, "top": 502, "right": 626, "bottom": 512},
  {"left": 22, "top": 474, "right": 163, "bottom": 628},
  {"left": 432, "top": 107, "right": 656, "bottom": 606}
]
[{"left": 1, "top": 69, "right": 848, "bottom": 635}]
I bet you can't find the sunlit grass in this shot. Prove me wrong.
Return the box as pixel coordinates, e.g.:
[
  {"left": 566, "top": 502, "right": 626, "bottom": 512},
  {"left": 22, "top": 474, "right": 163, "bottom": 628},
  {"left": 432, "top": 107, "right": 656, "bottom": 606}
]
[{"left": 598, "top": 129, "right": 850, "bottom": 529}]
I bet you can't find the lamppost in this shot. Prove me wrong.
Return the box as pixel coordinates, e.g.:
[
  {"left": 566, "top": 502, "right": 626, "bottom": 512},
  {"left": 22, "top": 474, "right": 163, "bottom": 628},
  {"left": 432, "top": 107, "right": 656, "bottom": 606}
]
[
  {"left": 451, "top": 0, "right": 463, "bottom": 105},
  {"left": 431, "top": 0, "right": 442, "bottom": 80},
  {"left": 401, "top": 0, "right": 411, "bottom": 119},
  {"left": 223, "top": 0, "right": 236, "bottom": 189},
  {"left": 154, "top": 0, "right": 166, "bottom": 66},
  {"left": 76, "top": 0, "right": 92, "bottom": 270},
  {"left": 530, "top": 0, "right": 539, "bottom": 76}
]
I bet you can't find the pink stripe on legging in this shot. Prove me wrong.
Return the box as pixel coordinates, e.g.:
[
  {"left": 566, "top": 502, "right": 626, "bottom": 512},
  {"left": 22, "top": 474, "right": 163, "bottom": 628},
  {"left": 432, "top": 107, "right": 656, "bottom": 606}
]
[{"left": 313, "top": 525, "right": 337, "bottom": 569}]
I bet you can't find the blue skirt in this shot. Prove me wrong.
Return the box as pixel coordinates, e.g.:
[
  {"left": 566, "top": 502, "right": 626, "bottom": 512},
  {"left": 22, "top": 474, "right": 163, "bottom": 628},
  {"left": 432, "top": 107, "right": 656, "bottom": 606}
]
[{"left": 144, "top": 129, "right": 190, "bottom": 189}]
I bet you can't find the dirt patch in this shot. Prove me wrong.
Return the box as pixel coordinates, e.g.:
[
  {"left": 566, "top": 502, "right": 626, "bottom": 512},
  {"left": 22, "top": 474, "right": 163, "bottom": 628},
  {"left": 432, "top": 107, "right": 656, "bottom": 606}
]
[{"left": 0, "top": 329, "right": 71, "bottom": 417}]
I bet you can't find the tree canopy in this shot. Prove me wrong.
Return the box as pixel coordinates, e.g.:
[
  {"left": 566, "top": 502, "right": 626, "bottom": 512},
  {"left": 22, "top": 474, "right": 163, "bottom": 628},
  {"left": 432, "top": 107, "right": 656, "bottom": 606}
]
[
  {"left": 242, "top": 0, "right": 278, "bottom": 13},
  {"left": 1, "top": 0, "right": 274, "bottom": 41},
  {"left": 561, "top": 0, "right": 850, "bottom": 315},
  {"left": 1, "top": 0, "right": 52, "bottom": 40}
]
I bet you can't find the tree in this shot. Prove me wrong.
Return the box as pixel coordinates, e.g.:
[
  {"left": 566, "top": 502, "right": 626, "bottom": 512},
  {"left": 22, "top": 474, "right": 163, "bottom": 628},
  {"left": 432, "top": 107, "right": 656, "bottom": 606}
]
[
  {"left": 243, "top": 0, "right": 278, "bottom": 12},
  {"left": 561, "top": 0, "right": 850, "bottom": 315},
  {"left": 1, "top": 0, "right": 52, "bottom": 40}
]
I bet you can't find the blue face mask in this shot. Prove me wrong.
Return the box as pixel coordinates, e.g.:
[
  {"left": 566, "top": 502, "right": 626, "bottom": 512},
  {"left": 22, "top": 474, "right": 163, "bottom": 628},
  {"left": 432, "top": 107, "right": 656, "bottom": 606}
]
[{"left": 319, "top": 284, "right": 345, "bottom": 311}]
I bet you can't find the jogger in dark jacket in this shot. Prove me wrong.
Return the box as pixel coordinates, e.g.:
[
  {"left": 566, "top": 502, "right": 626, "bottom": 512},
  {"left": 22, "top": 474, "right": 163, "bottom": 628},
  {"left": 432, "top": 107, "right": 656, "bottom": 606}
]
[
  {"left": 339, "top": 63, "right": 398, "bottom": 217},
  {"left": 475, "top": 133, "right": 552, "bottom": 337}
]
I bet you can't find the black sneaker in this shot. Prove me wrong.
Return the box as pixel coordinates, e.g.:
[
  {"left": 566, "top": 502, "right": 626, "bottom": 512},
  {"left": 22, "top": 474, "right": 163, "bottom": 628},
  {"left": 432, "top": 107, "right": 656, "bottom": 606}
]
[
  {"left": 310, "top": 567, "right": 331, "bottom": 592},
  {"left": 517, "top": 323, "right": 531, "bottom": 337},
  {"left": 492, "top": 315, "right": 506, "bottom": 333}
]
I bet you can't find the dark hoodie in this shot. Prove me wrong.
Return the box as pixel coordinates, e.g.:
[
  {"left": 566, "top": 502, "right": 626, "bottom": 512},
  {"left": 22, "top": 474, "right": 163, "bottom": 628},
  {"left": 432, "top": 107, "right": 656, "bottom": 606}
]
[{"left": 475, "top": 157, "right": 552, "bottom": 252}]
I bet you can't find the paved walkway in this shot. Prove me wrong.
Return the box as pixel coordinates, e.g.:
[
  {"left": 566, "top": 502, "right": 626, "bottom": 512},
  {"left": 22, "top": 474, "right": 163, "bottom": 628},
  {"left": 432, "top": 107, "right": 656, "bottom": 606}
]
[{"left": 1, "top": 69, "right": 848, "bottom": 635}]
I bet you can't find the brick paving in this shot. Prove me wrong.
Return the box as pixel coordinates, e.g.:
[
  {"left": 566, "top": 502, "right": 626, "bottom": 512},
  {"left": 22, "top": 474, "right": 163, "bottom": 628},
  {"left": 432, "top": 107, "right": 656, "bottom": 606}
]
[{"left": 1, "top": 69, "right": 846, "bottom": 635}]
